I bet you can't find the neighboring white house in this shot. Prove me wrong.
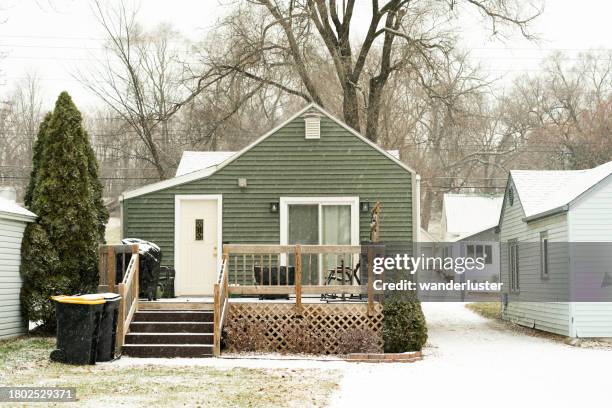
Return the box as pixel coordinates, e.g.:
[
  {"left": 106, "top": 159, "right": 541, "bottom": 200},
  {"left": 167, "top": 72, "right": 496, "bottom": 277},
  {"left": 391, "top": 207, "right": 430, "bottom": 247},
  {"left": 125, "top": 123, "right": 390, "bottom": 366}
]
[
  {"left": 0, "top": 194, "right": 37, "bottom": 339},
  {"left": 440, "top": 193, "right": 504, "bottom": 284},
  {"left": 499, "top": 160, "right": 612, "bottom": 338}
]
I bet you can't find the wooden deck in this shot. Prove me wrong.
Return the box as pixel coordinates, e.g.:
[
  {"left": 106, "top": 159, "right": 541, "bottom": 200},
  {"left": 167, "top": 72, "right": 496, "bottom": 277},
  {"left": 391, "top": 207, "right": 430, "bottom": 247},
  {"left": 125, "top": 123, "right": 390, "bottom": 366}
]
[{"left": 98, "top": 243, "right": 382, "bottom": 357}]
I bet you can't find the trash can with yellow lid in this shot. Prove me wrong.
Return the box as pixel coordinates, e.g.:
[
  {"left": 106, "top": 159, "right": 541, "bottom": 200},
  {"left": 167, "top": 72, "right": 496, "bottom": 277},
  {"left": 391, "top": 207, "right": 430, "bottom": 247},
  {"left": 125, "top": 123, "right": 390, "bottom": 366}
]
[{"left": 50, "top": 294, "right": 105, "bottom": 365}]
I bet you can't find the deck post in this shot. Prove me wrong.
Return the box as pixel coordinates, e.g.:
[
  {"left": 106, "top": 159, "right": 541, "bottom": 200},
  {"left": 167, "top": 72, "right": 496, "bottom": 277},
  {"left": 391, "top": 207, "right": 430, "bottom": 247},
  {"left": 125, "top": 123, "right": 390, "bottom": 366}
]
[
  {"left": 294, "top": 245, "right": 302, "bottom": 313},
  {"left": 367, "top": 246, "right": 374, "bottom": 316},
  {"left": 117, "top": 282, "right": 126, "bottom": 350},
  {"left": 107, "top": 246, "right": 116, "bottom": 293}
]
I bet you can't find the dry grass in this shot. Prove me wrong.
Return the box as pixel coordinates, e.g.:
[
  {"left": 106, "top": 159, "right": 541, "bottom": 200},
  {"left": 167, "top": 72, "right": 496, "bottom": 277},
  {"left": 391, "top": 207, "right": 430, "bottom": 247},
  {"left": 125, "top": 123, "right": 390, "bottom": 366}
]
[
  {"left": 465, "top": 302, "right": 502, "bottom": 320},
  {"left": 0, "top": 336, "right": 339, "bottom": 407}
]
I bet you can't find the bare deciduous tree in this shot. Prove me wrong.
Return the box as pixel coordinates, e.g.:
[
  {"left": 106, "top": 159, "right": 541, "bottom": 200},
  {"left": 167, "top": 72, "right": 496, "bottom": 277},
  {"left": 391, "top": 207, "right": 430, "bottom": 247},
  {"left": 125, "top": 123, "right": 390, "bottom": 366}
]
[{"left": 203, "top": 0, "right": 541, "bottom": 142}]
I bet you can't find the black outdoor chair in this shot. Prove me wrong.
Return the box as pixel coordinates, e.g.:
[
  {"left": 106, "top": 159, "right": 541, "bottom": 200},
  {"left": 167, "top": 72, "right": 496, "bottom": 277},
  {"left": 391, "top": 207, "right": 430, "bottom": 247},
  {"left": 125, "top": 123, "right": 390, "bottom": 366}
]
[{"left": 253, "top": 266, "right": 295, "bottom": 300}]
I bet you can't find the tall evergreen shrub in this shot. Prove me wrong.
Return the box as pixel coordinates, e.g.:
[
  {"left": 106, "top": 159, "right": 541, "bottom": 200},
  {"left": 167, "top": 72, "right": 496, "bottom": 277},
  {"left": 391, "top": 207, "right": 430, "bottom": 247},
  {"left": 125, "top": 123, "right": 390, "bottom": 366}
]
[{"left": 20, "top": 92, "right": 108, "bottom": 331}]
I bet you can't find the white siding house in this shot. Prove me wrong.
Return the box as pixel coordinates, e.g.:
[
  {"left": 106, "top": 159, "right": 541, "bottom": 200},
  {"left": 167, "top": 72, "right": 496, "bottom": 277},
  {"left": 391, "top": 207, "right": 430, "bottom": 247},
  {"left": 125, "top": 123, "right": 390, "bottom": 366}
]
[
  {"left": 499, "top": 161, "right": 612, "bottom": 337},
  {"left": 0, "top": 196, "right": 36, "bottom": 339},
  {"left": 441, "top": 194, "right": 503, "bottom": 285}
]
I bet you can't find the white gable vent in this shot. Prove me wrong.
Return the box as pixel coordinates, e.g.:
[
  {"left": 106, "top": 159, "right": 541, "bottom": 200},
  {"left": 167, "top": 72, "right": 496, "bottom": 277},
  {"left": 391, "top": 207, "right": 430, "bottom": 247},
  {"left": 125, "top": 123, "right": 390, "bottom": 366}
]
[{"left": 304, "top": 112, "right": 321, "bottom": 139}]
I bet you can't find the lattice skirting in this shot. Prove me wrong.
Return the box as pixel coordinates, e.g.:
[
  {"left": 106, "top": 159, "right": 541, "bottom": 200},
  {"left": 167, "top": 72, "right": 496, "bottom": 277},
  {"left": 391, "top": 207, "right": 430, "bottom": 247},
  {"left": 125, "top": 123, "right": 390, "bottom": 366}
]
[{"left": 225, "top": 302, "right": 383, "bottom": 354}]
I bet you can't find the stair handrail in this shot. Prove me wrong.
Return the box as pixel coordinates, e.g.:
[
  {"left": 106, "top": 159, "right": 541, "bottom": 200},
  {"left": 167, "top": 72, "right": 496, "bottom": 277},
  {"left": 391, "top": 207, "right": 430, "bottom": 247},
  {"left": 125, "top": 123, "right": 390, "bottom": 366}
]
[
  {"left": 116, "top": 244, "right": 139, "bottom": 351},
  {"left": 213, "top": 254, "right": 229, "bottom": 356}
]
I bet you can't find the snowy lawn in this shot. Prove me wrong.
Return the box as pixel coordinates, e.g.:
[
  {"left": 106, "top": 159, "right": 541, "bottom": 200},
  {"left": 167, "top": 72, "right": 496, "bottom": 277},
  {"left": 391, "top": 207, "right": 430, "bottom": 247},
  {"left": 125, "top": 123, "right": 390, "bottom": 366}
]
[
  {"left": 465, "top": 301, "right": 502, "bottom": 320},
  {"left": 0, "top": 337, "right": 338, "bottom": 407}
]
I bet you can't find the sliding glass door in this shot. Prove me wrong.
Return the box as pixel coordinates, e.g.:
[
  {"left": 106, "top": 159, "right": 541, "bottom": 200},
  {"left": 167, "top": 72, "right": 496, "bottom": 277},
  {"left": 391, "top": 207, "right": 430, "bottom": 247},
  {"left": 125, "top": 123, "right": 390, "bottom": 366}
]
[{"left": 283, "top": 198, "right": 358, "bottom": 284}]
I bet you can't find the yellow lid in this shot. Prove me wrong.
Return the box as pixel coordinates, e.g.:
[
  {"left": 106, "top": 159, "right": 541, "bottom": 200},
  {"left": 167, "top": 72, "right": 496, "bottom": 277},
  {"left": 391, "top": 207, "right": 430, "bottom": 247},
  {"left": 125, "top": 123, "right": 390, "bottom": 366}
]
[{"left": 51, "top": 295, "right": 105, "bottom": 305}]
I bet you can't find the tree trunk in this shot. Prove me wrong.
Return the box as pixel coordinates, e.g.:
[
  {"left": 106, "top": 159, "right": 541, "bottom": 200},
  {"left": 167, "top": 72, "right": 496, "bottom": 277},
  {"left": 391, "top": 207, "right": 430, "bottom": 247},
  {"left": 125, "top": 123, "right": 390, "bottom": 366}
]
[
  {"left": 365, "top": 77, "right": 385, "bottom": 142},
  {"left": 342, "top": 84, "right": 361, "bottom": 132}
]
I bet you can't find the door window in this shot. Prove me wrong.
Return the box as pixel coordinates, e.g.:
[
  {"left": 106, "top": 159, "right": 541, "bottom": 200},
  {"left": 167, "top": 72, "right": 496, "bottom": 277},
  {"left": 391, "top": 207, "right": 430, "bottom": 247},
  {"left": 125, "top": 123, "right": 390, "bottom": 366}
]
[{"left": 195, "top": 219, "right": 204, "bottom": 241}]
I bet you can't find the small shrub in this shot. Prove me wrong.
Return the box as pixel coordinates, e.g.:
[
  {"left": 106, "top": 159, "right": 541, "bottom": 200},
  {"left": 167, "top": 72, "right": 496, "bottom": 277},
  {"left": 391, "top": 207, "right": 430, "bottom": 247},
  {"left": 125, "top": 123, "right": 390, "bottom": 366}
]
[
  {"left": 382, "top": 297, "right": 428, "bottom": 352},
  {"left": 337, "top": 328, "right": 383, "bottom": 354},
  {"left": 280, "top": 318, "right": 325, "bottom": 354},
  {"left": 223, "top": 317, "right": 269, "bottom": 352}
]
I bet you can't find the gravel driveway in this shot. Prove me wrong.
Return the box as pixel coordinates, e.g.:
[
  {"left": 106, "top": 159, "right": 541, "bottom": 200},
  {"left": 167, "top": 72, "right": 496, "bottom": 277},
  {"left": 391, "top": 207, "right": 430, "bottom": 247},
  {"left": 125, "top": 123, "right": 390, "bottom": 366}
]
[{"left": 331, "top": 302, "right": 612, "bottom": 408}]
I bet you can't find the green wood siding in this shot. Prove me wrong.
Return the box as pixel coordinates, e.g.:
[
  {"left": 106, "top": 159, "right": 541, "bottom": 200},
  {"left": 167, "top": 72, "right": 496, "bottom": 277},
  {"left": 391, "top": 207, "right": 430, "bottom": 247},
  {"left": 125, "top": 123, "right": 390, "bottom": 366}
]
[{"left": 122, "top": 115, "right": 413, "bottom": 279}]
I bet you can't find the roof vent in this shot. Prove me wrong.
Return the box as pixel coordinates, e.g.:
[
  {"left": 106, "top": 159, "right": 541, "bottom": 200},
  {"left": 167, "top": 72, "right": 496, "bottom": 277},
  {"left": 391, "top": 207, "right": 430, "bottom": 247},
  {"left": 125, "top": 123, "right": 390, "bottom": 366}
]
[{"left": 304, "top": 112, "right": 321, "bottom": 139}]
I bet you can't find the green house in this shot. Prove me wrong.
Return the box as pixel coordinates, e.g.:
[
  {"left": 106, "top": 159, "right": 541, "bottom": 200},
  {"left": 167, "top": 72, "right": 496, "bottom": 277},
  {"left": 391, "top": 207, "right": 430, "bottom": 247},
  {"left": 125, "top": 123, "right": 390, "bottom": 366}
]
[{"left": 120, "top": 104, "right": 420, "bottom": 296}]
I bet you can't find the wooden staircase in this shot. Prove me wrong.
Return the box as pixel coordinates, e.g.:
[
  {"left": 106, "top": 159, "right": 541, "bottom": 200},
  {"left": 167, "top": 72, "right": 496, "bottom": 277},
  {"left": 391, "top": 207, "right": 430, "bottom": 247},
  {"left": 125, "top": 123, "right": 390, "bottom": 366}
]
[{"left": 122, "top": 303, "right": 215, "bottom": 358}]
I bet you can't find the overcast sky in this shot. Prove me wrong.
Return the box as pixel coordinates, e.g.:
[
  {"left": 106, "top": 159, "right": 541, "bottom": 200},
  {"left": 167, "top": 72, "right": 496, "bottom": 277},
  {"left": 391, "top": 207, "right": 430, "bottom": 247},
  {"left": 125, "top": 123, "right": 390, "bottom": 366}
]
[{"left": 1, "top": 0, "right": 611, "bottom": 112}]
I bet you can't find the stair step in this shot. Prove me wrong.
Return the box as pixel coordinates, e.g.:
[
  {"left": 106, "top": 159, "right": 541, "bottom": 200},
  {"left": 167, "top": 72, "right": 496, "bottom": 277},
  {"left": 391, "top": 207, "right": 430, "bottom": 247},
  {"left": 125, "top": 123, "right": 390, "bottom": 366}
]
[
  {"left": 138, "top": 302, "right": 214, "bottom": 311},
  {"left": 133, "top": 311, "right": 214, "bottom": 323},
  {"left": 122, "top": 344, "right": 213, "bottom": 358},
  {"left": 129, "top": 321, "right": 213, "bottom": 333},
  {"left": 125, "top": 333, "right": 213, "bottom": 344}
]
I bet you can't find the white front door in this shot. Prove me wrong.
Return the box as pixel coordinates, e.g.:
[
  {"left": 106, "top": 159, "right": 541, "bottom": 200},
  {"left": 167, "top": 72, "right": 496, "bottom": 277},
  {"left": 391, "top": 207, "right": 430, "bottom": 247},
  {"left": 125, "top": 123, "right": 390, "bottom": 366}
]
[{"left": 175, "top": 196, "right": 221, "bottom": 296}]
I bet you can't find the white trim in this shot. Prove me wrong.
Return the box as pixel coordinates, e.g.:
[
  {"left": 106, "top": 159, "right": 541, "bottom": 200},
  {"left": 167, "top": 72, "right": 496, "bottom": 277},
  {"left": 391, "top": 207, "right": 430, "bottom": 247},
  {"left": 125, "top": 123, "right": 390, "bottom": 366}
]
[
  {"left": 121, "top": 103, "right": 416, "bottom": 200},
  {"left": 174, "top": 194, "right": 223, "bottom": 296},
  {"left": 279, "top": 196, "right": 359, "bottom": 285},
  {"left": 279, "top": 196, "right": 360, "bottom": 247}
]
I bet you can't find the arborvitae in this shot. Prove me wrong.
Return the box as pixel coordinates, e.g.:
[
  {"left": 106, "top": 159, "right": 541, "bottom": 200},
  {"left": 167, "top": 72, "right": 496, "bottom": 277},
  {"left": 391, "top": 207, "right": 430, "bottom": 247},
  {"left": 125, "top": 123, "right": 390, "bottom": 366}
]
[
  {"left": 20, "top": 92, "right": 108, "bottom": 331},
  {"left": 24, "top": 112, "right": 52, "bottom": 208},
  {"left": 84, "top": 132, "right": 109, "bottom": 242}
]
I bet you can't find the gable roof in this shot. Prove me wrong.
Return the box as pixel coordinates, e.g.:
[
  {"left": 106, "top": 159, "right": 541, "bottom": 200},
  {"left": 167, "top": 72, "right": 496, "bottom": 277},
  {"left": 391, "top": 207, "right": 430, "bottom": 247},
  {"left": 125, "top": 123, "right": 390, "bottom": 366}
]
[
  {"left": 510, "top": 160, "right": 612, "bottom": 221},
  {"left": 442, "top": 193, "right": 503, "bottom": 239},
  {"left": 175, "top": 151, "right": 236, "bottom": 177},
  {"left": 0, "top": 197, "right": 37, "bottom": 222},
  {"left": 122, "top": 103, "right": 416, "bottom": 200}
]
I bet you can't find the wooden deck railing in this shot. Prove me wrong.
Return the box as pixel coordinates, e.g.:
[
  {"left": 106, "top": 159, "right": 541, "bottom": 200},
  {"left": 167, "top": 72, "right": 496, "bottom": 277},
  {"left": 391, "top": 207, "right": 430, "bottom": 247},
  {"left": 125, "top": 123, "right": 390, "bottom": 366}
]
[
  {"left": 98, "top": 244, "right": 139, "bottom": 351},
  {"left": 220, "top": 244, "right": 378, "bottom": 314},
  {"left": 116, "top": 252, "right": 139, "bottom": 350},
  {"left": 213, "top": 255, "right": 230, "bottom": 356}
]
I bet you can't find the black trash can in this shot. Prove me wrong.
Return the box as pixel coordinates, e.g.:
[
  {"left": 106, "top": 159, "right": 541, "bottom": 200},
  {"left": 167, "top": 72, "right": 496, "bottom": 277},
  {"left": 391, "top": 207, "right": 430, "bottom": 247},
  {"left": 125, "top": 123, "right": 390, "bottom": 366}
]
[
  {"left": 96, "top": 293, "right": 122, "bottom": 362},
  {"left": 121, "top": 238, "right": 162, "bottom": 301},
  {"left": 50, "top": 295, "right": 105, "bottom": 365}
]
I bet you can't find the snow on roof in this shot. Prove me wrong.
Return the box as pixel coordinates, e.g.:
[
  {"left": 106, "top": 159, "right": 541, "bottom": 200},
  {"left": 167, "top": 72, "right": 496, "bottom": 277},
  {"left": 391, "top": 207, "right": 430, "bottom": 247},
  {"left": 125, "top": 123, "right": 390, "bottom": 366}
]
[
  {"left": 175, "top": 151, "right": 236, "bottom": 177},
  {"left": 386, "top": 150, "right": 400, "bottom": 160},
  {"left": 511, "top": 160, "right": 612, "bottom": 219},
  {"left": 0, "top": 196, "right": 36, "bottom": 221},
  {"left": 443, "top": 193, "right": 503, "bottom": 238},
  {"left": 177, "top": 149, "right": 400, "bottom": 177}
]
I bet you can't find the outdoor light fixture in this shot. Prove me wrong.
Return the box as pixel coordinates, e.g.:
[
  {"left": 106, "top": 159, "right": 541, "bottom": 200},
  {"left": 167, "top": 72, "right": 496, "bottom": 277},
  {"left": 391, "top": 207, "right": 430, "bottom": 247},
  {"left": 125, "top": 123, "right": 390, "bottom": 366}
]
[
  {"left": 360, "top": 201, "right": 370, "bottom": 213},
  {"left": 238, "top": 178, "right": 247, "bottom": 188},
  {"left": 269, "top": 202, "right": 279, "bottom": 213}
]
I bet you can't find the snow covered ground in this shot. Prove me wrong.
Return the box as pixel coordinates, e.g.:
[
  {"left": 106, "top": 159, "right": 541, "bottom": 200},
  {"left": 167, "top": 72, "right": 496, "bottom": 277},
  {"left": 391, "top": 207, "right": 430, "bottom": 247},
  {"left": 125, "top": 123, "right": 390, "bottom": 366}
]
[
  {"left": 332, "top": 302, "right": 612, "bottom": 408},
  {"left": 111, "top": 303, "right": 611, "bottom": 407}
]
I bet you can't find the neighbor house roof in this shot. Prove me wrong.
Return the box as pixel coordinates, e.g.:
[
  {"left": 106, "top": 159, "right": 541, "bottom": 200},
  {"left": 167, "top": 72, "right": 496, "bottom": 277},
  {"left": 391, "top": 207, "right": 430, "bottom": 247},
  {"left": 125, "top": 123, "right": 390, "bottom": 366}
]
[
  {"left": 0, "top": 197, "right": 37, "bottom": 222},
  {"left": 510, "top": 160, "right": 612, "bottom": 221},
  {"left": 443, "top": 193, "right": 503, "bottom": 240},
  {"left": 175, "top": 151, "right": 236, "bottom": 177},
  {"left": 121, "top": 103, "right": 416, "bottom": 200},
  {"left": 176, "top": 150, "right": 402, "bottom": 177}
]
